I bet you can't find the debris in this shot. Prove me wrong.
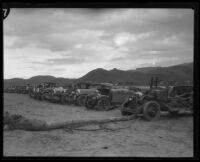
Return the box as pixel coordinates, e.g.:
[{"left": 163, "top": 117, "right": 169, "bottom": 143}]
[{"left": 4, "top": 111, "right": 136, "bottom": 131}]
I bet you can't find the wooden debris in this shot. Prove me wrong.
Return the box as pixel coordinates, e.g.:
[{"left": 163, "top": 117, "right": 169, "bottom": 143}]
[{"left": 4, "top": 111, "right": 137, "bottom": 131}]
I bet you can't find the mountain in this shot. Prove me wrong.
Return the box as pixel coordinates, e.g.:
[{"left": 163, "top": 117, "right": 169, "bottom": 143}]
[
  {"left": 4, "top": 75, "right": 76, "bottom": 88},
  {"left": 79, "top": 62, "right": 193, "bottom": 85},
  {"left": 3, "top": 78, "right": 27, "bottom": 87},
  {"left": 28, "top": 75, "right": 56, "bottom": 84},
  {"left": 135, "top": 67, "right": 162, "bottom": 72},
  {"left": 79, "top": 68, "right": 149, "bottom": 84},
  {"left": 4, "top": 62, "right": 193, "bottom": 88}
]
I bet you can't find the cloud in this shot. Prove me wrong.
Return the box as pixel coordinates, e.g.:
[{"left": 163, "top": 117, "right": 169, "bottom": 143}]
[
  {"left": 32, "top": 57, "right": 88, "bottom": 65},
  {"left": 3, "top": 8, "right": 194, "bottom": 79},
  {"left": 114, "top": 33, "right": 137, "bottom": 46}
]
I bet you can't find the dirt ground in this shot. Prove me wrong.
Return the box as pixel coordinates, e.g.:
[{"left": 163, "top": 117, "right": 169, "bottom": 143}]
[{"left": 3, "top": 93, "right": 193, "bottom": 157}]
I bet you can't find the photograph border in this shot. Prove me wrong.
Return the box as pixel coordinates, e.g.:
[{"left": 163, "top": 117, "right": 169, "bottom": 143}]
[{"left": 1, "top": 1, "right": 199, "bottom": 160}]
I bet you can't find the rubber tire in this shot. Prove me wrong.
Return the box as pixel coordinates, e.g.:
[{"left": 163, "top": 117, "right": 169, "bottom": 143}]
[
  {"left": 68, "top": 95, "right": 74, "bottom": 105},
  {"left": 35, "top": 93, "right": 39, "bottom": 100},
  {"left": 41, "top": 93, "right": 47, "bottom": 101},
  {"left": 85, "top": 96, "right": 97, "bottom": 109},
  {"left": 61, "top": 95, "right": 67, "bottom": 104},
  {"left": 29, "top": 92, "right": 34, "bottom": 98},
  {"left": 143, "top": 101, "right": 161, "bottom": 121},
  {"left": 38, "top": 93, "right": 42, "bottom": 100},
  {"left": 76, "top": 95, "right": 87, "bottom": 106},
  {"left": 97, "top": 97, "right": 111, "bottom": 111},
  {"left": 65, "top": 94, "right": 71, "bottom": 104}
]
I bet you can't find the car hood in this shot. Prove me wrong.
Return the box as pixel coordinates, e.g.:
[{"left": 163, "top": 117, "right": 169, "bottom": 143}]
[{"left": 77, "top": 89, "right": 98, "bottom": 95}]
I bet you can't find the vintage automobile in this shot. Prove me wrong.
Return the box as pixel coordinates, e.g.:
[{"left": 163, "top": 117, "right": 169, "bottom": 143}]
[
  {"left": 168, "top": 85, "right": 193, "bottom": 97},
  {"left": 4, "top": 85, "right": 30, "bottom": 94},
  {"left": 61, "top": 90, "right": 76, "bottom": 105},
  {"left": 15, "top": 85, "right": 29, "bottom": 94},
  {"left": 40, "top": 88, "right": 54, "bottom": 101},
  {"left": 74, "top": 81, "right": 93, "bottom": 89},
  {"left": 120, "top": 77, "right": 193, "bottom": 121},
  {"left": 30, "top": 82, "right": 56, "bottom": 100},
  {"left": 60, "top": 82, "right": 100, "bottom": 105},
  {"left": 74, "top": 89, "right": 99, "bottom": 106},
  {"left": 4, "top": 86, "right": 16, "bottom": 93},
  {"left": 74, "top": 83, "right": 115, "bottom": 106},
  {"left": 85, "top": 83, "right": 138, "bottom": 111},
  {"left": 38, "top": 86, "right": 67, "bottom": 104}
]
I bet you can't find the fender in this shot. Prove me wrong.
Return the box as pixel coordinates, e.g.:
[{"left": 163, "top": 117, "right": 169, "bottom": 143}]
[{"left": 97, "top": 95, "right": 109, "bottom": 100}]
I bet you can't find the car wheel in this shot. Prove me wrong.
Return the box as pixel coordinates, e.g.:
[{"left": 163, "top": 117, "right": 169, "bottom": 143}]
[
  {"left": 61, "top": 95, "right": 67, "bottom": 104},
  {"left": 76, "top": 95, "right": 87, "bottom": 106},
  {"left": 97, "top": 97, "right": 111, "bottom": 111},
  {"left": 41, "top": 93, "right": 46, "bottom": 101},
  {"left": 143, "top": 101, "right": 161, "bottom": 121},
  {"left": 85, "top": 96, "right": 97, "bottom": 109}
]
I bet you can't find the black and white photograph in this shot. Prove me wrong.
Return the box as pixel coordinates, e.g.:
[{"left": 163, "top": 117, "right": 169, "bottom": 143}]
[{"left": 3, "top": 4, "right": 196, "bottom": 157}]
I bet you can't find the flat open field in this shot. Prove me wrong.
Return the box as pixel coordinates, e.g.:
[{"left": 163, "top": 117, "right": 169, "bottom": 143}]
[{"left": 3, "top": 93, "right": 193, "bottom": 157}]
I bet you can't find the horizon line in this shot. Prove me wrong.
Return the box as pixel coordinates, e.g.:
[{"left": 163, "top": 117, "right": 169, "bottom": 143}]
[{"left": 4, "top": 61, "right": 193, "bottom": 80}]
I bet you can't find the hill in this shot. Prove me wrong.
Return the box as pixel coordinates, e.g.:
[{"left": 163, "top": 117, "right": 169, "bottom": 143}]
[
  {"left": 4, "top": 76, "right": 76, "bottom": 88},
  {"left": 79, "top": 62, "right": 193, "bottom": 85},
  {"left": 4, "top": 62, "right": 193, "bottom": 87}
]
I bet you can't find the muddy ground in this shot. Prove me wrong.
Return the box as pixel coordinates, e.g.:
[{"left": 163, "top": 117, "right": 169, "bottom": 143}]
[{"left": 3, "top": 93, "right": 193, "bottom": 157}]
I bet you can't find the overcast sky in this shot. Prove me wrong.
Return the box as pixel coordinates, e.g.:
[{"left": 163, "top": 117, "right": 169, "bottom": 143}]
[{"left": 4, "top": 8, "right": 194, "bottom": 79}]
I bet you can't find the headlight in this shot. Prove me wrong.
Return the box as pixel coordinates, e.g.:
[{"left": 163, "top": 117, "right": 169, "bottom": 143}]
[{"left": 128, "top": 97, "right": 133, "bottom": 101}]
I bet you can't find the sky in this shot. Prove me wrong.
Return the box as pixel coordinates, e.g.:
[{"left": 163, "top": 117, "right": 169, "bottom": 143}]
[{"left": 3, "top": 8, "right": 194, "bottom": 79}]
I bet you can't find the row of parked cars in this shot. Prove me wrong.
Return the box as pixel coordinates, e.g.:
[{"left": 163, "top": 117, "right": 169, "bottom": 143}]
[
  {"left": 4, "top": 85, "right": 31, "bottom": 94},
  {"left": 29, "top": 79, "right": 194, "bottom": 121},
  {"left": 28, "top": 82, "right": 142, "bottom": 111},
  {"left": 4, "top": 78, "right": 193, "bottom": 121}
]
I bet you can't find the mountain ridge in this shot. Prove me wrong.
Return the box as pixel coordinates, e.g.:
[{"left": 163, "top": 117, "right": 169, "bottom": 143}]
[{"left": 4, "top": 62, "right": 193, "bottom": 87}]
